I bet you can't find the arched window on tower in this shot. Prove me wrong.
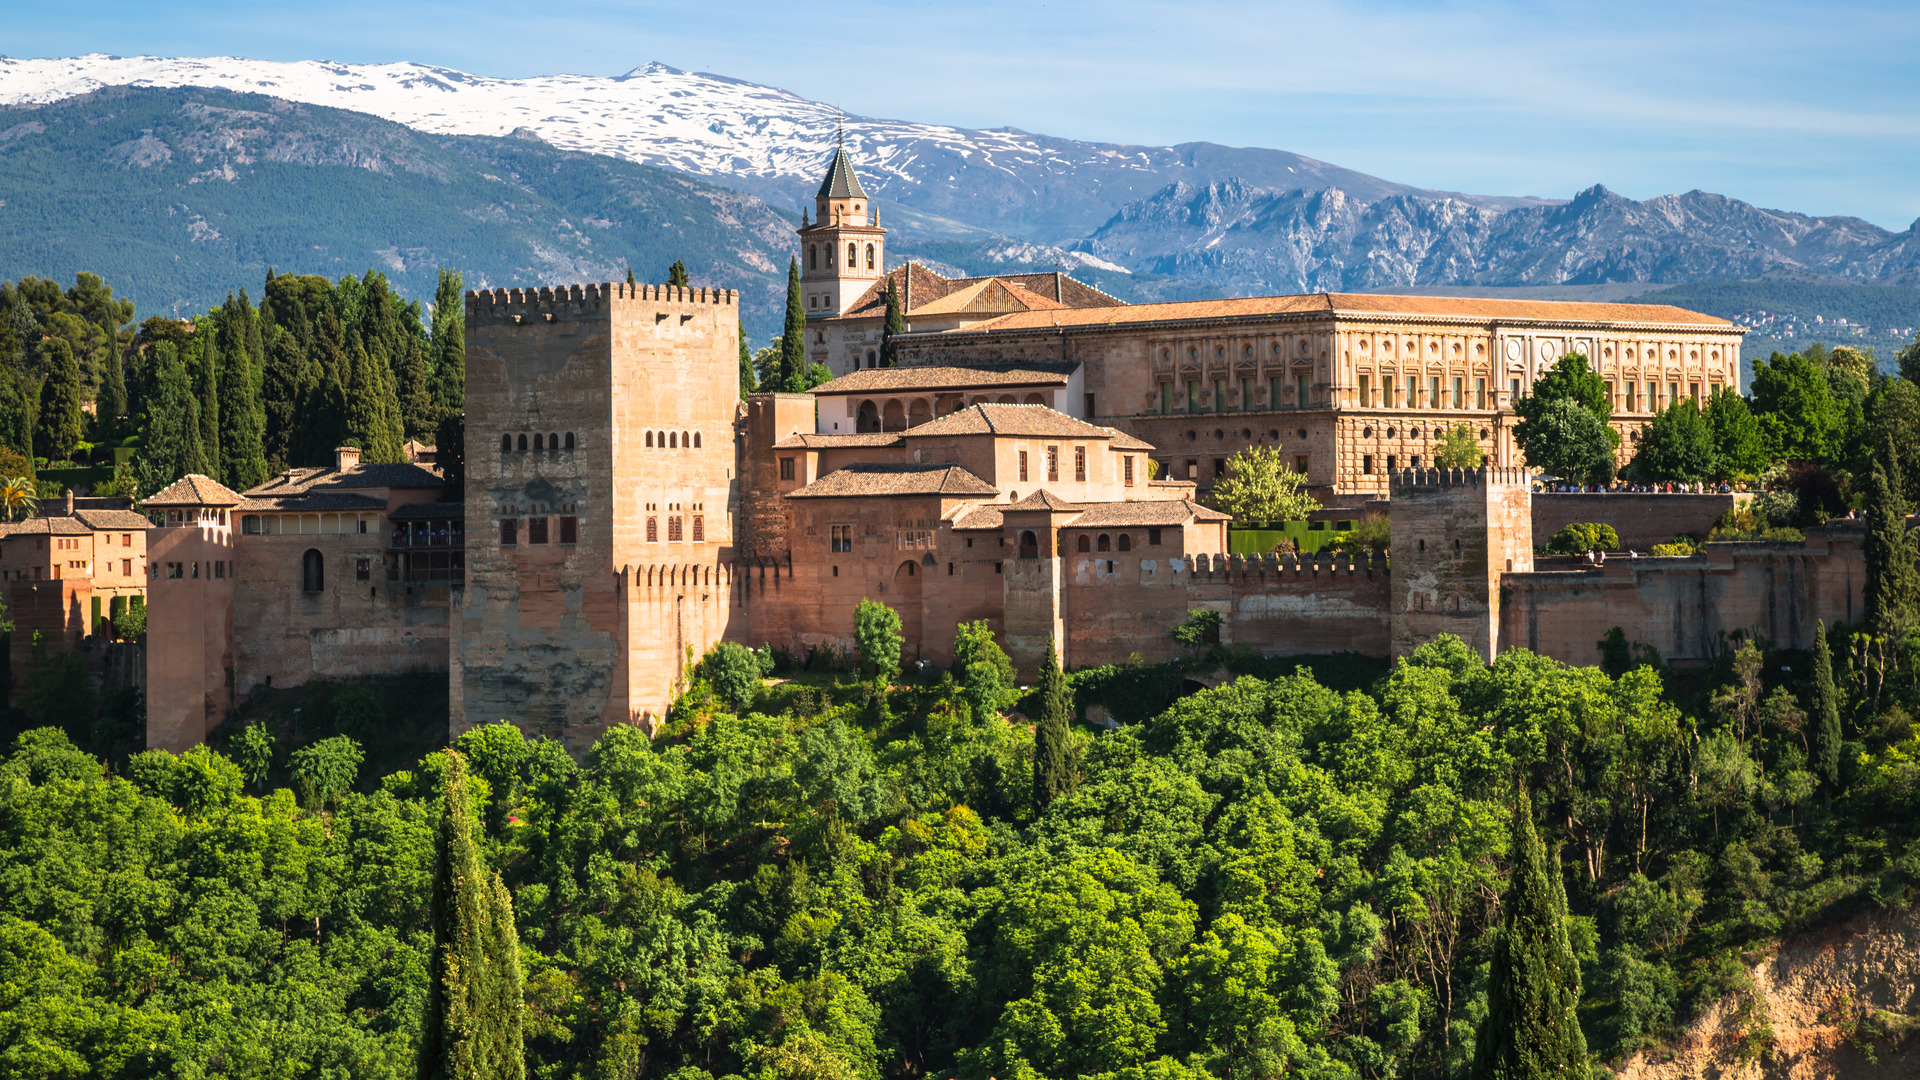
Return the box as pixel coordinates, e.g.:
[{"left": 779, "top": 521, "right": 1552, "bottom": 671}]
[
  {"left": 693, "top": 432, "right": 702, "bottom": 448},
  {"left": 669, "top": 432, "right": 677, "bottom": 449},
  {"left": 302, "top": 549, "right": 325, "bottom": 593},
  {"left": 847, "top": 242, "right": 857, "bottom": 267},
  {"left": 517, "top": 434, "right": 528, "bottom": 452},
  {"left": 532, "top": 433, "right": 543, "bottom": 451},
  {"left": 808, "top": 245, "right": 817, "bottom": 270},
  {"left": 501, "top": 434, "right": 512, "bottom": 453},
  {"left": 866, "top": 244, "right": 875, "bottom": 270},
  {"left": 564, "top": 432, "right": 575, "bottom": 450}
]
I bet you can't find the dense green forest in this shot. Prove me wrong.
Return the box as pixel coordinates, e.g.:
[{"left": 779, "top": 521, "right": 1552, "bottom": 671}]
[
  {"left": 0, "top": 264, "right": 467, "bottom": 500},
  {"left": 4, "top": 619, "right": 1917, "bottom": 1079}
]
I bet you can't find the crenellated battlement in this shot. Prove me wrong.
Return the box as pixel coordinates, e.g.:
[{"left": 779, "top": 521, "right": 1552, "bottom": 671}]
[
  {"left": 1389, "top": 465, "right": 1531, "bottom": 493},
  {"left": 465, "top": 282, "right": 738, "bottom": 324},
  {"left": 1184, "top": 549, "right": 1386, "bottom": 583}
]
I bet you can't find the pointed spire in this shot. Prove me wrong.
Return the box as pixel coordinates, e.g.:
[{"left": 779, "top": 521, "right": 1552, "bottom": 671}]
[{"left": 815, "top": 126, "right": 868, "bottom": 201}]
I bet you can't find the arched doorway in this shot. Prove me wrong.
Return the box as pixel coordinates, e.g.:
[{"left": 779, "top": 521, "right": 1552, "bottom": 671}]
[
  {"left": 1018, "top": 530, "right": 1039, "bottom": 559},
  {"left": 857, "top": 400, "right": 880, "bottom": 433},
  {"left": 882, "top": 399, "right": 906, "bottom": 431},
  {"left": 893, "top": 560, "right": 923, "bottom": 661},
  {"left": 908, "top": 398, "right": 932, "bottom": 427}
]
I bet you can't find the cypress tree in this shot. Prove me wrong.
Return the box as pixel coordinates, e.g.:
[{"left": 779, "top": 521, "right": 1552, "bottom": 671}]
[
  {"left": 779, "top": 257, "right": 807, "bottom": 392},
  {"left": 216, "top": 294, "right": 269, "bottom": 491},
  {"left": 1863, "top": 456, "right": 1919, "bottom": 639},
  {"left": 34, "top": 338, "right": 85, "bottom": 462},
  {"left": 667, "top": 260, "right": 690, "bottom": 287},
  {"left": 261, "top": 324, "right": 315, "bottom": 472},
  {"left": 738, "top": 320, "right": 755, "bottom": 397},
  {"left": 431, "top": 268, "right": 465, "bottom": 418},
  {"left": 0, "top": 374, "right": 33, "bottom": 461},
  {"left": 1810, "top": 620, "right": 1843, "bottom": 801},
  {"left": 99, "top": 347, "right": 127, "bottom": 435},
  {"left": 1471, "top": 789, "right": 1588, "bottom": 1080},
  {"left": 419, "top": 750, "right": 525, "bottom": 1080},
  {"left": 192, "top": 324, "right": 221, "bottom": 483},
  {"left": 136, "top": 343, "right": 206, "bottom": 494},
  {"left": 880, "top": 276, "right": 904, "bottom": 367},
  {"left": 624, "top": 266, "right": 636, "bottom": 286},
  {"left": 1033, "top": 638, "right": 1075, "bottom": 814},
  {"left": 395, "top": 334, "right": 439, "bottom": 441},
  {"left": 343, "top": 341, "right": 405, "bottom": 463}
]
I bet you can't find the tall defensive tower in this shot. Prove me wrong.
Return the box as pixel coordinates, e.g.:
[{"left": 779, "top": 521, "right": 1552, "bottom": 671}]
[
  {"left": 1387, "top": 466, "right": 1533, "bottom": 660},
  {"left": 797, "top": 132, "right": 885, "bottom": 323}
]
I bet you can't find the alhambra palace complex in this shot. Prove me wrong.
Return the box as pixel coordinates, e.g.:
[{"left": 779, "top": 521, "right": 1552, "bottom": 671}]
[{"left": 27, "top": 142, "right": 1860, "bottom": 751}]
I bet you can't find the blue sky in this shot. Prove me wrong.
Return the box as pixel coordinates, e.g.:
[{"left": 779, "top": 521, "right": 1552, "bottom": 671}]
[{"left": 15, "top": 0, "right": 1920, "bottom": 229}]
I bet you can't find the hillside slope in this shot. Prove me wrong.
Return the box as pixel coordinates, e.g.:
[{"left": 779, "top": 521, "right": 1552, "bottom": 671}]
[
  {"left": 0, "top": 85, "right": 797, "bottom": 332},
  {"left": 1618, "top": 905, "right": 1920, "bottom": 1080}
]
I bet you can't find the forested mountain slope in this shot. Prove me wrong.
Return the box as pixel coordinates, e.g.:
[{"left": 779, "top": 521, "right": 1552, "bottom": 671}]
[{"left": 0, "top": 86, "right": 797, "bottom": 335}]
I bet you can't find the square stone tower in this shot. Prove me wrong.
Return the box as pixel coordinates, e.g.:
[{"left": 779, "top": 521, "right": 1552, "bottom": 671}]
[
  {"left": 1388, "top": 466, "right": 1532, "bottom": 660},
  {"left": 457, "top": 283, "right": 743, "bottom": 746}
]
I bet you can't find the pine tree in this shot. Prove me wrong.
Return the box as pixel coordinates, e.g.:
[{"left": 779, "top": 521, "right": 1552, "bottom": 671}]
[
  {"left": 419, "top": 750, "right": 525, "bottom": 1080},
  {"left": 431, "top": 268, "right": 465, "bottom": 418},
  {"left": 780, "top": 257, "right": 808, "bottom": 392},
  {"left": 880, "top": 276, "right": 904, "bottom": 367},
  {"left": 1471, "top": 789, "right": 1588, "bottom": 1080},
  {"left": 667, "top": 260, "right": 690, "bottom": 288},
  {"left": 216, "top": 294, "right": 269, "bottom": 491},
  {"left": 1863, "top": 454, "right": 1919, "bottom": 639},
  {"left": 738, "top": 320, "right": 755, "bottom": 397},
  {"left": 1033, "top": 638, "right": 1075, "bottom": 814},
  {"left": 1810, "top": 620, "right": 1843, "bottom": 801},
  {"left": 34, "top": 338, "right": 85, "bottom": 462}
]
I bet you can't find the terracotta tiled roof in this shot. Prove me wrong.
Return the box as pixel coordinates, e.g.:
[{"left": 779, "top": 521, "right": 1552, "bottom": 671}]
[
  {"left": 73, "top": 509, "right": 155, "bottom": 530},
  {"left": 243, "top": 462, "right": 444, "bottom": 498},
  {"left": 835, "top": 263, "right": 1124, "bottom": 321},
  {"left": 904, "top": 403, "right": 1123, "bottom": 441},
  {"left": 787, "top": 462, "right": 997, "bottom": 499},
  {"left": 959, "top": 292, "right": 1736, "bottom": 333},
  {"left": 952, "top": 505, "right": 1006, "bottom": 531},
  {"left": 388, "top": 501, "right": 466, "bottom": 520},
  {"left": 237, "top": 493, "right": 390, "bottom": 512},
  {"left": 139, "top": 473, "right": 245, "bottom": 508},
  {"left": 1005, "top": 489, "right": 1078, "bottom": 512},
  {"left": 772, "top": 432, "right": 907, "bottom": 449},
  {"left": 1107, "top": 430, "right": 1156, "bottom": 451},
  {"left": 809, "top": 363, "right": 1076, "bottom": 396},
  {"left": 1066, "top": 500, "right": 1230, "bottom": 527},
  {"left": 0, "top": 516, "right": 92, "bottom": 536},
  {"left": 908, "top": 278, "right": 1069, "bottom": 318}
]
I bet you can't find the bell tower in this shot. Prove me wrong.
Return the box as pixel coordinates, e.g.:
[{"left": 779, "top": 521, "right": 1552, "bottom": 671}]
[{"left": 797, "top": 131, "right": 885, "bottom": 322}]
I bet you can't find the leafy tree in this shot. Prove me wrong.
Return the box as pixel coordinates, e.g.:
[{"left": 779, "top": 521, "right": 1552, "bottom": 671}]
[
  {"left": 289, "top": 734, "right": 363, "bottom": 811},
  {"left": 880, "top": 276, "right": 905, "bottom": 368},
  {"left": 666, "top": 260, "right": 690, "bottom": 288},
  {"left": 1862, "top": 378, "right": 1920, "bottom": 506},
  {"left": 235, "top": 721, "right": 275, "bottom": 793},
  {"left": 701, "top": 641, "right": 762, "bottom": 714},
  {"left": 1749, "top": 350, "right": 1841, "bottom": 463},
  {"left": 1033, "top": 638, "right": 1074, "bottom": 813},
  {"left": 954, "top": 620, "right": 1017, "bottom": 717},
  {"left": 1433, "top": 422, "right": 1485, "bottom": 468},
  {"left": 1208, "top": 446, "right": 1317, "bottom": 524},
  {"left": 420, "top": 750, "right": 525, "bottom": 1080},
  {"left": 780, "top": 257, "right": 808, "bottom": 392},
  {"left": 854, "top": 598, "right": 904, "bottom": 679},
  {"left": 1629, "top": 398, "right": 1716, "bottom": 483},
  {"left": 1548, "top": 522, "right": 1620, "bottom": 554},
  {"left": 1705, "top": 387, "right": 1768, "bottom": 480},
  {"left": 1471, "top": 790, "right": 1588, "bottom": 1079},
  {"left": 1519, "top": 397, "right": 1617, "bottom": 486},
  {"left": 33, "top": 338, "right": 84, "bottom": 462}
]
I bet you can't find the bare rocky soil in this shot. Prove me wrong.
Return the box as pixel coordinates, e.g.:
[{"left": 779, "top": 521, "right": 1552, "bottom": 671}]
[{"left": 1618, "top": 906, "right": 1920, "bottom": 1080}]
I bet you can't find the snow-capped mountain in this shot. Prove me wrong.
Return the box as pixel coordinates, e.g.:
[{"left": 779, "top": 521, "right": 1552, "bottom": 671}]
[{"left": 0, "top": 54, "right": 1538, "bottom": 242}]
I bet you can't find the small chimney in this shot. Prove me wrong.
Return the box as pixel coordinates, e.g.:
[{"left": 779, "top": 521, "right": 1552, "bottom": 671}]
[
  {"left": 334, "top": 446, "right": 361, "bottom": 472},
  {"left": 64, "top": 489, "right": 74, "bottom": 515}
]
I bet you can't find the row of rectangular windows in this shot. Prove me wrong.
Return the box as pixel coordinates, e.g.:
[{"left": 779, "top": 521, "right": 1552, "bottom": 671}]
[
  {"left": 502, "top": 432, "right": 577, "bottom": 452},
  {"left": 500, "top": 516, "right": 580, "bottom": 546}
]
